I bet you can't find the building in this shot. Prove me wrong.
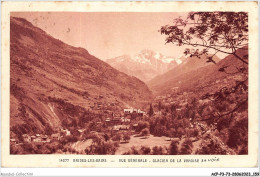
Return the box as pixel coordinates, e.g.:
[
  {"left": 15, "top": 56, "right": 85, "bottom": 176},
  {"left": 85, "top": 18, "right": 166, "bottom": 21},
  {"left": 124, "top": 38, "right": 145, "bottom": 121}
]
[
  {"left": 118, "top": 125, "right": 129, "bottom": 130},
  {"left": 124, "top": 108, "right": 144, "bottom": 114},
  {"left": 105, "top": 118, "right": 112, "bottom": 126},
  {"left": 124, "top": 108, "right": 145, "bottom": 120},
  {"left": 95, "top": 122, "right": 102, "bottom": 131},
  {"left": 41, "top": 135, "right": 50, "bottom": 142},
  {"left": 10, "top": 138, "right": 16, "bottom": 144},
  {"left": 61, "top": 128, "right": 71, "bottom": 136},
  {"left": 111, "top": 125, "right": 129, "bottom": 135},
  {"left": 36, "top": 134, "right": 41, "bottom": 137},
  {"left": 121, "top": 117, "right": 130, "bottom": 124},
  {"left": 124, "top": 108, "right": 134, "bottom": 114},
  {"left": 154, "top": 111, "right": 162, "bottom": 115},
  {"left": 22, "top": 134, "right": 31, "bottom": 142},
  {"left": 51, "top": 133, "right": 61, "bottom": 141},
  {"left": 34, "top": 137, "right": 42, "bottom": 143},
  {"left": 78, "top": 129, "right": 84, "bottom": 134},
  {"left": 111, "top": 117, "right": 121, "bottom": 125},
  {"left": 111, "top": 125, "right": 120, "bottom": 133},
  {"left": 31, "top": 135, "right": 36, "bottom": 142}
]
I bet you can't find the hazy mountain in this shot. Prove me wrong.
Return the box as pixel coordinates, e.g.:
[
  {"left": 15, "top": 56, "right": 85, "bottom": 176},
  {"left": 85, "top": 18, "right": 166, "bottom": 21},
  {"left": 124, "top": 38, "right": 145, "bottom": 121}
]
[
  {"left": 10, "top": 17, "right": 153, "bottom": 137},
  {"left": 106, "top": 49, "right": 183, "bottom": 82},
  {"left": 148, "top": 48, "right": 247, "bottom": 96},
  {"left": 147, "top": 54, "right": 221, "bottom": 94}
]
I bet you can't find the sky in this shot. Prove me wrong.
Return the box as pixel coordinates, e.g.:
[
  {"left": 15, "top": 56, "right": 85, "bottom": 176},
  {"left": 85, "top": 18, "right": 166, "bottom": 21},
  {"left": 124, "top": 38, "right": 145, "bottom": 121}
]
[
  {"left": 11, "top": 12, "right": 226, "bottom": 60},
  {"left": 11, "top": 12, "right": 192, "bottom": 60}
]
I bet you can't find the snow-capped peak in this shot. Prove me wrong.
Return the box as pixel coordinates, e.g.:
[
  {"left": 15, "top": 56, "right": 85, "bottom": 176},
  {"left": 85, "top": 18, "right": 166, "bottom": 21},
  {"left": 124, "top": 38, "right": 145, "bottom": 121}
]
[
  {"left": 176, "top": 59, "right": 183, "bottom": 64},
  {"left": 132, "top": 54, "right": 150, "bottom": 64},
  {"left": 107, "top": 49, "right": 184, "bottom": 66},
  {"left": 161, "top": 56, "right": 176, "bottom": 64},
  {"left": 154, "top": 52, "right": 161, "bottom": 60},
  {"left": 131, "top": 50, "right": 178, "bottom": 65}
]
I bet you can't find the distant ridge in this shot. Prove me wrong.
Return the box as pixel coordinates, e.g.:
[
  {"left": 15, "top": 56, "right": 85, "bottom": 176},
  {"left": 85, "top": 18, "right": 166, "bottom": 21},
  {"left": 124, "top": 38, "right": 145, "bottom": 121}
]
[{"left": 147, "top": 47, "right": 247, "bottom": 95}]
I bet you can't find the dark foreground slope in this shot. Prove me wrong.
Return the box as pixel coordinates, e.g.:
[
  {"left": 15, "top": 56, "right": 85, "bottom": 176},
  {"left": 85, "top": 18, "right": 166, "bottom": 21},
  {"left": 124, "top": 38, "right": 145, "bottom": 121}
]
[
  {"left": 149, "top": 47, "right": 248, "bottom": 155},
  {"left": 10, "top": 17, "right": 152, "bottom": 138}
]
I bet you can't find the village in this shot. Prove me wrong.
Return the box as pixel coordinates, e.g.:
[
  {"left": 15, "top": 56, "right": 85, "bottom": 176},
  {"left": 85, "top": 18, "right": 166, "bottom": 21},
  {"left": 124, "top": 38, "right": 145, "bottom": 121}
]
[
  {"left": 11, "top": 108, "right": 147, "bottom": 147},
  {"left": 11, "top": 98, "right": 219, "bottom": 155},
  {"left": 10, "top": 74, "right": 244, "bottom": 155}
]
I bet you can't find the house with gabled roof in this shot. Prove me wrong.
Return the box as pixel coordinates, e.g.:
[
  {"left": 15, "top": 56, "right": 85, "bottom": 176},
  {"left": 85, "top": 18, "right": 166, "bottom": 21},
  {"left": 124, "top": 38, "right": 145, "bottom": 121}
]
[{"left": 22, "top": 134, "right": 31, "bottom": 142}]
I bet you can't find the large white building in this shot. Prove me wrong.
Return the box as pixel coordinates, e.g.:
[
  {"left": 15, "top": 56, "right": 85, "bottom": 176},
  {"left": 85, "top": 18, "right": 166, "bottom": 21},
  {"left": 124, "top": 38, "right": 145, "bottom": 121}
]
[{"left": 124, "top": 108, "right": 145, "bottom": 114}]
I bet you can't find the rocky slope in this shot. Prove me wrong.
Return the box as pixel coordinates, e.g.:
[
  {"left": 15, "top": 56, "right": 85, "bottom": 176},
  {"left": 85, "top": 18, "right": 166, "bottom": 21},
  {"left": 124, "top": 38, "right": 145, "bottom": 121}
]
[{"left": 10, "top": 17, "right": 153, "bottom": 138}]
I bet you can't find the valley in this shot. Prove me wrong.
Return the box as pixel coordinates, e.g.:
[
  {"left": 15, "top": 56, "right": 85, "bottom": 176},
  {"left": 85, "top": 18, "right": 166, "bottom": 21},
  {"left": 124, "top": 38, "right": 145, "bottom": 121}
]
[{"left": 10, "top": 15, "right": 248, "bottom": 156}]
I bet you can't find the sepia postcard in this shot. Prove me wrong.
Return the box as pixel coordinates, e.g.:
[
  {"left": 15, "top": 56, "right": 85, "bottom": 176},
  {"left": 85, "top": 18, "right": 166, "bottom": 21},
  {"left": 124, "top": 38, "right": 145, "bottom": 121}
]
[{"left": 1, "top": 1, "right": 258, "bottom": 168}]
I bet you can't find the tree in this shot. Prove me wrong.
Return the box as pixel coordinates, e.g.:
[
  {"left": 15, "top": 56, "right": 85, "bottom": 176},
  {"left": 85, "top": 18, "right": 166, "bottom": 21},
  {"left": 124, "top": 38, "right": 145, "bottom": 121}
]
[
  {"left": 160, "top": 12, "right": 248, "bottom": 65},
  {"left": 180, "top": 138, "right": 193, "bottom": 154},
  {"left": 189, "top": 128, "right": 199, "bottom": 138},
  {"left": 136, "top": 121, "right": 149, "bottom": 132},
  {"left": 86, "top": 140, "right": 117, "bottom": 155},
  {"left": 122, "top": 146, "right": 140, "bottom": 155},
  {"left": 170, "top": 104, "right": 177, "bottom": 114},
  {"left": 141, "top": 128, "right": 150, "bottom": 137},
  {"left": 152, "top": 146, "right": 164, "bottom": 155},
  {"left": 148, "top": 104, "right": 154, "bottom": 117},
  {"left": 167, "top": 128, "right": 175, "bottom": 141},
  {"left": 169, "top": 140, "right": 179, "bottom": 155},
  {"left": 176, "top": 127, "right": 185, "bottom": 139},
  {"left": 111, "top": 133, "right": 122, "bottom": 142},
  {"left": 227, "top": 117, "right": 248, "bottom": 154},
  {"left": 122, "top": 132, "right": 131, "bottom": 143},
  {"left": 158, "top": 101, "right": 162, "bottom": 111},
  {"left": 140, "top": 146, "right": 151, "bottom": 155},
  {"left": 160, "top": 12, "right": 248, "bottom": 124},
  {"left": 196, "top": 139, "right": 228, "bottom": 155}
]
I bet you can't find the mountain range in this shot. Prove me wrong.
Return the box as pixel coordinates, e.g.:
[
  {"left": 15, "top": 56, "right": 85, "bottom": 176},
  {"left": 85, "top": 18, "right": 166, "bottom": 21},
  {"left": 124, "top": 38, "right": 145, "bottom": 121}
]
[{"left": 106, "top": 50, "right": 184, "bottom": 82}]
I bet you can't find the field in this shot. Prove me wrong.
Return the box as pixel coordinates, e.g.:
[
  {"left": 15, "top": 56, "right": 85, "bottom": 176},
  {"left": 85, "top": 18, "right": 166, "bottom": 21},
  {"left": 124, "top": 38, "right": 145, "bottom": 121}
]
[
  {"left": 70, "top": 134, "right": 172, "bottom": 155},
  {"left": 71, "top": 139, "right": 93, "bottom": 153},
  {"left": 115, "top": 135, "right": 172, "bottom": 155}
]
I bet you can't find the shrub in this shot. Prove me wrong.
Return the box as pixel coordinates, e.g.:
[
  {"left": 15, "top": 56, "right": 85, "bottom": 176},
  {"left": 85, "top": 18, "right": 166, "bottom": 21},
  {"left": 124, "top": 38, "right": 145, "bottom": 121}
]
[
  {"left": 169, "top": 140, "right": 179, "bottom": 155},
  {"left": 140, "top": 146, "right": 151, "bottom": 155},
  {"left": 85, "top": 138, "right": 118, "bottom": 155},
  {"left": 136, "top": 121, "right": 149, "bottom": 132},
  {"left": 152, "top": 146, "right": 164, "bottom": 155},
  {"left": 141, "top": 128, "right": 150, "bottom": 136},
  {"left": 130, "top": 146, "right": 140, "bottom": 155},
  {"left": 180, "top": 139, "right": 193, "bottom": 155},
  {"left": 112, "top": 133, "right": 122, "bottom": 142},
  {"left": 22, "top": 143, "right": 37, "bottom": 154},
  {"left": 122, "top": 133, "right": 131, "bottom": 143},
  {"left": 196, "top": 139, "right": 228, "bottom": 155}
]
